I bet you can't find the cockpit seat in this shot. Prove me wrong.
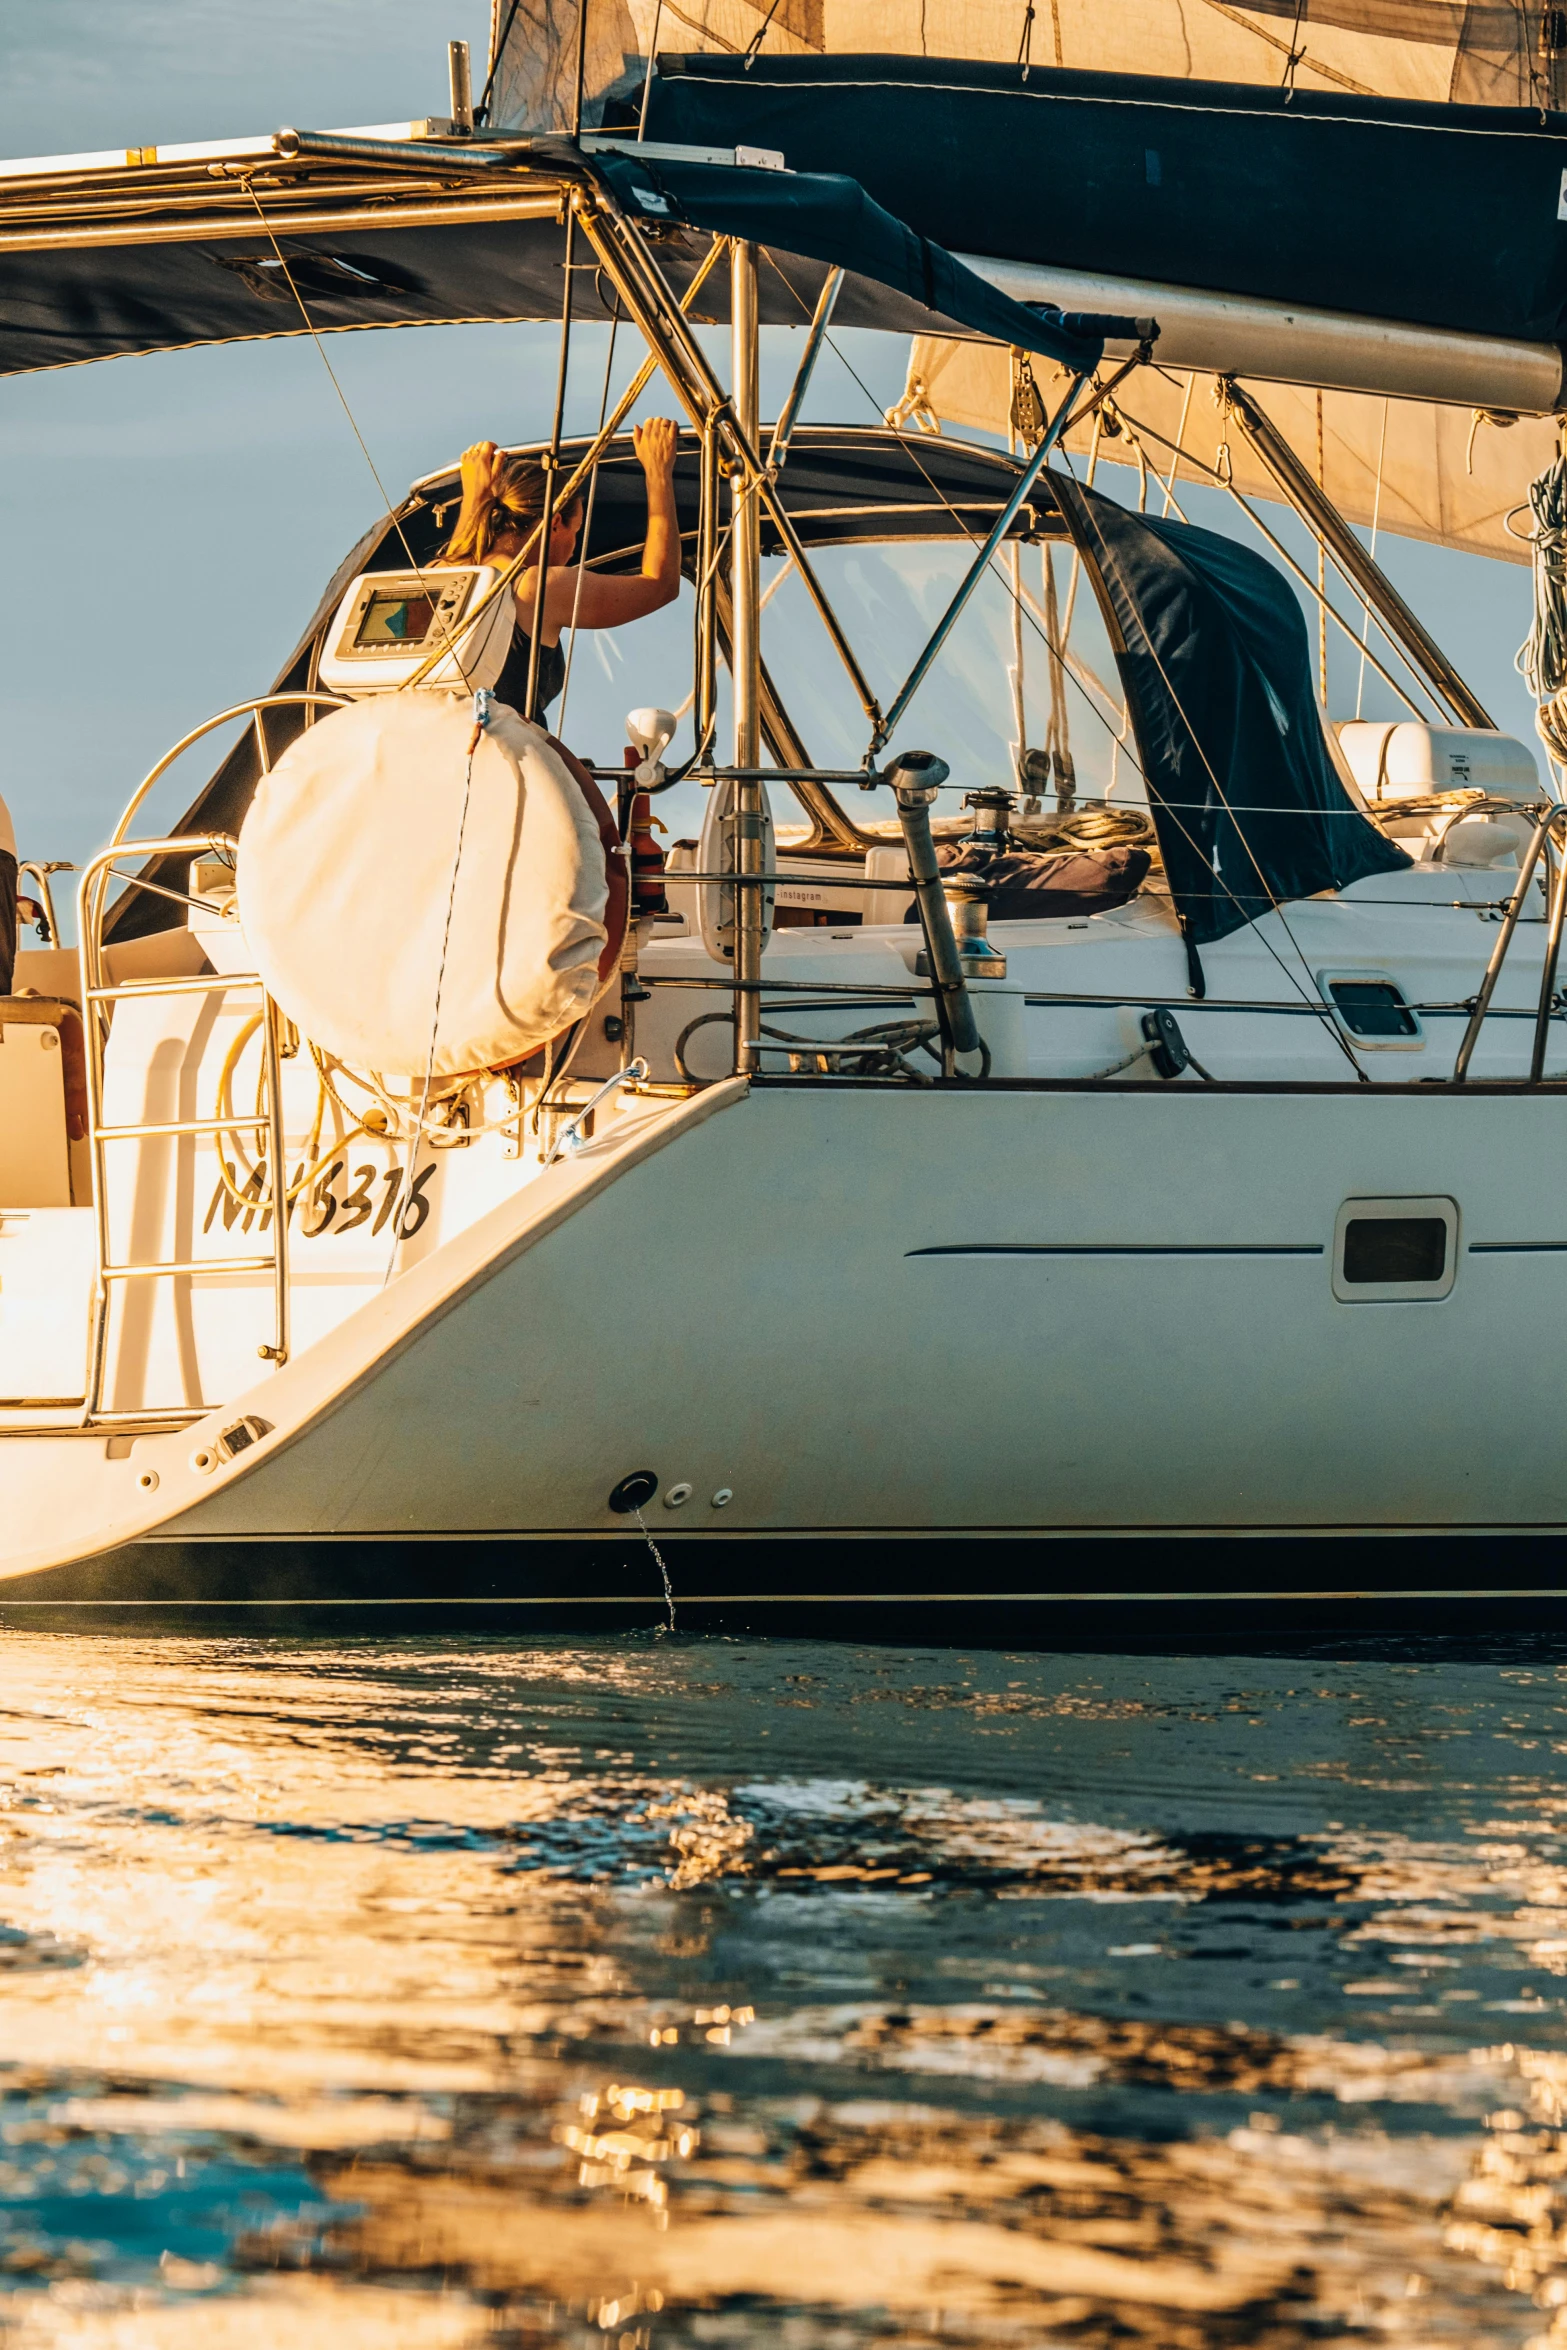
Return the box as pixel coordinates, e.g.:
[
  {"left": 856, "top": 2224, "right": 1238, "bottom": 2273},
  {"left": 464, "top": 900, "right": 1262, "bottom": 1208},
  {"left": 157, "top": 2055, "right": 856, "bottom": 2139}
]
[
  {"left": 926, "top": 841, "right": 1151, "bottom": 922},
  {"left": 0, "top": 997, "right": 88, "bottom": 1208}
]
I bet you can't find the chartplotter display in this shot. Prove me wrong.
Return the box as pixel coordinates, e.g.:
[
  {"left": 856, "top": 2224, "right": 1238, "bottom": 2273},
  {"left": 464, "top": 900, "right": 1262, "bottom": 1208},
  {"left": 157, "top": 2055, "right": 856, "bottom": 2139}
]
[{"left": 320, "top": 566, "right": 512, "bottom": 694}]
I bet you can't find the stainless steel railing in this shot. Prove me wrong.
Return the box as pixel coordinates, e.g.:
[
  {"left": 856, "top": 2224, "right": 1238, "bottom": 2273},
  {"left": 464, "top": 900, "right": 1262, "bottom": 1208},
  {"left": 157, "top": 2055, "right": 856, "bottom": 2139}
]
[
  {"left": 1451, "top": 798, "right": 1567, "bottom": 1084},
  {"left": 77, "top": 830, "right": 289, "bottom": 1425}
]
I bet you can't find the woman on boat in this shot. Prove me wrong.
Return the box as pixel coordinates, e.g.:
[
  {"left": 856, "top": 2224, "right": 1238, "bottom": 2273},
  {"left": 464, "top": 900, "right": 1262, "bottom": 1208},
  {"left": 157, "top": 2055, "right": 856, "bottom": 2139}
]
[{"left": 445, "top": 418, "right": 681, "bottom": 721}]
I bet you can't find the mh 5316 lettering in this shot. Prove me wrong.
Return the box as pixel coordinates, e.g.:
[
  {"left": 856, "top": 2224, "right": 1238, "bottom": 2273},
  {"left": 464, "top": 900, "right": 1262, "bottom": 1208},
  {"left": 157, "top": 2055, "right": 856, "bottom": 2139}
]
[{"left": 204, "top": 1157, "right": 435, "bottom": 1240}]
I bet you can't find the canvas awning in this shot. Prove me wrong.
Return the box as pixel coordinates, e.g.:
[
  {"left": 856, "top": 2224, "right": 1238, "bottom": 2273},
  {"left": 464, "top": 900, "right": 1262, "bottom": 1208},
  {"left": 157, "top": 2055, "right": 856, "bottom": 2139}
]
[{"left": 0, "top": 132, "right": 1110, "bottom": 378}]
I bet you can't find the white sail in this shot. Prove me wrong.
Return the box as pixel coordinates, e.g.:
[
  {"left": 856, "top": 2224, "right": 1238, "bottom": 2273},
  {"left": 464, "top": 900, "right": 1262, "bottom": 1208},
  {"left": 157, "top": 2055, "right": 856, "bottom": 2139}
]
[
  {"left": 486, "top": 0, "right": 659, "bottom": 130},
  {"left": 490, "top": 0, "right": 1567, "bottom": 110},
  {"left": 892, "top": 335, "right": 1559, "bottom": 563}
]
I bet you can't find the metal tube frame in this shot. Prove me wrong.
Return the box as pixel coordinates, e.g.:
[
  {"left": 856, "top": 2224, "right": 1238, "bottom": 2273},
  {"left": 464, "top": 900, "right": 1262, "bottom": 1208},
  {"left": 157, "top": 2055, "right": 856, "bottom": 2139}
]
[
  {"left": 78, "top": 829, "right": 290, "bottom": 1418},
  {"left": 694, "top": 418, "right": 721, "bottom": 758},
  {"left": 110, "top": 691, "right": 347, "bottom": 850},
  {"left": 1219, "top": 376, "right": 1494, "bottom": 731},
  {"left": 1533, "top": 833, "right": 1567, "bottom": 1082},
  {"left": 767, "top": 265, "right": 844, "bottom": 476},
  {"left": 404, "top": 230, "right": 730, "bottom": 691},
  {"left": 16, "top": 860, "right": 70, "bottom": 944},
  {"left": 731, "top": 238, "right": 764, "bottom": 1077},
  {"left": 573, "top": 196, "right": 884, "bottom": 732},
  {"left": 868, "top": 376, "right": 1087, "bottom": 760},
  {"left": 1453, "top": 798, "right": 1566, "bottom": 1082}
]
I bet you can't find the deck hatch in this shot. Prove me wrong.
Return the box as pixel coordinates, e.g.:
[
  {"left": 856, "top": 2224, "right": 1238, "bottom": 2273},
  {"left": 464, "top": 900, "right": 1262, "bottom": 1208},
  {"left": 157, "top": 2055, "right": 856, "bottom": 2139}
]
[{"left": 1322, "top": 974, "right": 1422, "bottom": 1046}]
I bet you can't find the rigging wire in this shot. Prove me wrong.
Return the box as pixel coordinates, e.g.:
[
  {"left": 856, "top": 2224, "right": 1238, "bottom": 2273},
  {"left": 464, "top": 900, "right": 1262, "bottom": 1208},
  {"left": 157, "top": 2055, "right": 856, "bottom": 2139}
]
[
  {"left": 752, "top": 249, "right": 1366, "bottom": 1064},
  {"left": 557, "top": 312, "right": 620, "bottom": 734},
  {"left": 384, "top": 710, "right": 483, "bottom": 1289},
  {"left": 526, "top": 209, "right": 579, "bottom": 721},
  {"left": 476, "top": 0, "right": 523, "bottom": 124},
  {"left": 1105, "top": 389, "right": 1437, "bottom": 717},
  {"left": 242, "top": 183, "right": 435, "bottom": 602}
]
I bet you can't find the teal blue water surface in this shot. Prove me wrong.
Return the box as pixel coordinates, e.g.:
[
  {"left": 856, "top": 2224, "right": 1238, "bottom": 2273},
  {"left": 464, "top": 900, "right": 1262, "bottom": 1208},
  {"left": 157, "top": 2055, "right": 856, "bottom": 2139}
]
[{"left": 1, "top": 1631, "right": 1564, "bottom": 2347}]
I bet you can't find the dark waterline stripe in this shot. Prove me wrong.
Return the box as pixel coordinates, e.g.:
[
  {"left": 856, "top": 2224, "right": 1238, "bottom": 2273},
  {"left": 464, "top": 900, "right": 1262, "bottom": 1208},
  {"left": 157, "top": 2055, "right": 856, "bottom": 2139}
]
[
  {"left": 906, "top": 1243, "right": 1326, "bottom": 1257},
  {"left": 1469, "top": 1241, "right": 1567, "bottom": 1252},
  {"left": 3, "top": 1587, "right": 1567, "bottom": 1606}
]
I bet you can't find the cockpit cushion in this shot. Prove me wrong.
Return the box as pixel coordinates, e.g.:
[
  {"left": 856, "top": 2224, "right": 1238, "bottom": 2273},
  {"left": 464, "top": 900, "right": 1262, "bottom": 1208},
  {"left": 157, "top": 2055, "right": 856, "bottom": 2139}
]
[
  {"left": 923, "top": 841, "right": 1151, "bottom": 922},
  {"left": 238, "top": 692, "right": 609, "bottom": 1080}
]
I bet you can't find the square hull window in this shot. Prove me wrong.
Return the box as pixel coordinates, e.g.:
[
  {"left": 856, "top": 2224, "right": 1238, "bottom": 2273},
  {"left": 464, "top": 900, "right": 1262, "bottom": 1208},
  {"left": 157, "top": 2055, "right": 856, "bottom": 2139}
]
[{"left": 1332, "top": 1195, "right": 1458, "bottom": 1301}]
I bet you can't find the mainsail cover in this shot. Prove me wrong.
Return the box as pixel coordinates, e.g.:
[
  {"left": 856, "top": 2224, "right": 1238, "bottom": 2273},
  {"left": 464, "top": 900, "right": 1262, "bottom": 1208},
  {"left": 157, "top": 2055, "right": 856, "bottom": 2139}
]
[
  {"left": 897, "top": 338, "right": 1559, "bottom": 564},
  {"left": 588, "top": 148, "right": 1107, "bottom": 368},
  {"left": 1048, "top": 472, "right": 1412, "bottom": 953},
  {"left": 485, "top": 0, "right": 1567, "bottom": 125},
  {"left": 641, "top": 57, "right": 1567, "bottom": 353}
]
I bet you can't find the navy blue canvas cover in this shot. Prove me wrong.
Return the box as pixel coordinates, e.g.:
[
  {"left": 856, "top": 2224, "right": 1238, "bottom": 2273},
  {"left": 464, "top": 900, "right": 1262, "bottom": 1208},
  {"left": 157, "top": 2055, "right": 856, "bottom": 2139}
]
[
  {"left": 587, "top": 147, "right": 1108, "bottom": 373},
  {"left": 1049, "top": 473, "right": 1410, "bottom": 948},
  {"left": 646, "top": 55, "right": 1567, "bottom": 352}
]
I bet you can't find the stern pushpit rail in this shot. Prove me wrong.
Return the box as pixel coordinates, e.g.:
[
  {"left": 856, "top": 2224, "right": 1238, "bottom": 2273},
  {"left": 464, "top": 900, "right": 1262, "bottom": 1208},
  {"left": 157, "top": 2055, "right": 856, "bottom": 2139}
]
[
  {"left": 79, "top": 830, "right": 285, "bottom": 1426},
  {"left": 1452, "top": 795, "right": 1567, "bottom": 1085},
  {"left": 76, "top": 693, "right": 344, "bottom": 1425}
]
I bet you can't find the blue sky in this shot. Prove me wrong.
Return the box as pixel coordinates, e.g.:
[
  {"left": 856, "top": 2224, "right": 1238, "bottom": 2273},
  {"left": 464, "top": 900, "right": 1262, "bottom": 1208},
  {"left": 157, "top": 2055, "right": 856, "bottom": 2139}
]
[{"left": 0, "top": 1, "right": 1542, "bottom": 908}]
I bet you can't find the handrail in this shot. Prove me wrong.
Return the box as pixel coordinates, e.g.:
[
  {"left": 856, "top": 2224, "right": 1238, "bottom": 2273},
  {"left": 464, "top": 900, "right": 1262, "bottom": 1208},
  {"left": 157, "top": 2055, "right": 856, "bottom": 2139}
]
[
  {"left": 109, "top": 691, "right": 347, "bottom": 848},
  {"left": 1452, "top": 798, "right": 1567, "bottom": 1083}
]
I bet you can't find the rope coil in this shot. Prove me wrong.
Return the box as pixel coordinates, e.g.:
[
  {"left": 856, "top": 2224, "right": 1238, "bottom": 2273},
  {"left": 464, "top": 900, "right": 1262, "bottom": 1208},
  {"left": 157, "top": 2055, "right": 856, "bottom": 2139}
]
[{"left": 1517, "top": 451, "right": 1567, "bottom": 765}]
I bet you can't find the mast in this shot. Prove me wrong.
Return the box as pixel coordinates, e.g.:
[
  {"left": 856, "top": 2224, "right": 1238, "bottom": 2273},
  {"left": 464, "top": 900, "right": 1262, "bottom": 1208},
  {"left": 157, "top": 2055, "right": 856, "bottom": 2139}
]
[{"left": 730, "top": 237, "right": 762, "bottom": 1077}]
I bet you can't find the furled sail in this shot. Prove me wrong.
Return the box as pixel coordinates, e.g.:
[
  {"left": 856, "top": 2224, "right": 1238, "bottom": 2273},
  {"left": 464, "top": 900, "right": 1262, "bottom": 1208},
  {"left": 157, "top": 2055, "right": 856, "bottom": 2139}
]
[
  {"left": 487, "top": 0, "right": 1567, "bottom": 111},
  {"left": 894, "top": 338, "right": 1561, "bottom": 563}
]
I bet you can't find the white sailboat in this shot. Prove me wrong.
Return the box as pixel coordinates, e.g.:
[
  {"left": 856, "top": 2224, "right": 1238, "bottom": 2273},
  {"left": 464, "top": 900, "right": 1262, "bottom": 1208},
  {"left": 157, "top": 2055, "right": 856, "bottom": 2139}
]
[{"left": 3, "top": 9, "right": 1567, "bottom": 1619}]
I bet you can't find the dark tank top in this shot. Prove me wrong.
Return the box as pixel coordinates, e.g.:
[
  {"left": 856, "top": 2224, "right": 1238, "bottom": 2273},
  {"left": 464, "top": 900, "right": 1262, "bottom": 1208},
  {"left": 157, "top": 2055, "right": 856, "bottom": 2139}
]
[{"left": 492, "top": 622, "right": 566, "bottom": 720}]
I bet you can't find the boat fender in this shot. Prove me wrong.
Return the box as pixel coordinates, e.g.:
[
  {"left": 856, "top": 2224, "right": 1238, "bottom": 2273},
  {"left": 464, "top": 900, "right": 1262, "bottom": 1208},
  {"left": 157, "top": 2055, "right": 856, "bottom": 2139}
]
[{"left": 238, "top": 691, "right": 611, "bottom": 1080}]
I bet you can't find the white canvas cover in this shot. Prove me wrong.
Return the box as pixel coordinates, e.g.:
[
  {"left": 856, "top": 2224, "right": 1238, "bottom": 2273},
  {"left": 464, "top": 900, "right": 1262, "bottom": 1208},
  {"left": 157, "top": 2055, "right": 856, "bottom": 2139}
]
[
  {"left": 239, "top": 694, "right": 610, "bottom": 1080},
  {"left": 894, "top": 337, "right": 1561, "bottom": 565}
]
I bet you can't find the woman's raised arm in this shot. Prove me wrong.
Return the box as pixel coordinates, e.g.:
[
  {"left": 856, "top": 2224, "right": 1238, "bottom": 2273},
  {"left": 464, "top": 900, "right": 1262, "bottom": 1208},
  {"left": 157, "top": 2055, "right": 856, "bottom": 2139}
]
[{"left": 558, "top": 418, "right": 683, "bottom": 631}]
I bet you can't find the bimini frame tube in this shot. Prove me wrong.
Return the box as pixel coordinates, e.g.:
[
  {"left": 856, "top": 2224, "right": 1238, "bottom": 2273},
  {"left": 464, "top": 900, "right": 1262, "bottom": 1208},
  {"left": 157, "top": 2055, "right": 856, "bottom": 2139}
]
[
  {"left": 768, "top": 266, "right": 844, "bottom": 477},
  {"left": 731, "top": 238, "right": 764, "bottom": 1076},
  {"left": 1219, "top": 376, "right": 1494, "bottom": 731},
  {"left": 573, "top": 194, "right": 884, "bottom": 735},
  {"left": 868, "top": 374, "right": 1087, "bottom": 761}
]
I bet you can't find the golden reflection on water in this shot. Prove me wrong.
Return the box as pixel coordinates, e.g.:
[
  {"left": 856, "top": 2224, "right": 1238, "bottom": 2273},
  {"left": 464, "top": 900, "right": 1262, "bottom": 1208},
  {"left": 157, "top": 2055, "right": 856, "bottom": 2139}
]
[{"left": 5, "top": 1635, "right": 1567, "bottom": 2341}]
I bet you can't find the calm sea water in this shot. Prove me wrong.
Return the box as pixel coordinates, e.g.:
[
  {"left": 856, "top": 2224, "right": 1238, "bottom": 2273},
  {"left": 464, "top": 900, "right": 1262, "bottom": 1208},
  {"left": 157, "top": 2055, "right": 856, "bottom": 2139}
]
[{"left": 1, "top": 1630, "right": 1566, "bottom": 2346}]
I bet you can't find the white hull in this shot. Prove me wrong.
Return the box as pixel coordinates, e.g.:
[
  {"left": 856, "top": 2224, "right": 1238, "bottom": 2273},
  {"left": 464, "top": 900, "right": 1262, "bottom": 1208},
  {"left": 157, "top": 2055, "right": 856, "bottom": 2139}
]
[{"left": 8, "top": 1069, "right": 1567, "bottom": 1604}]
